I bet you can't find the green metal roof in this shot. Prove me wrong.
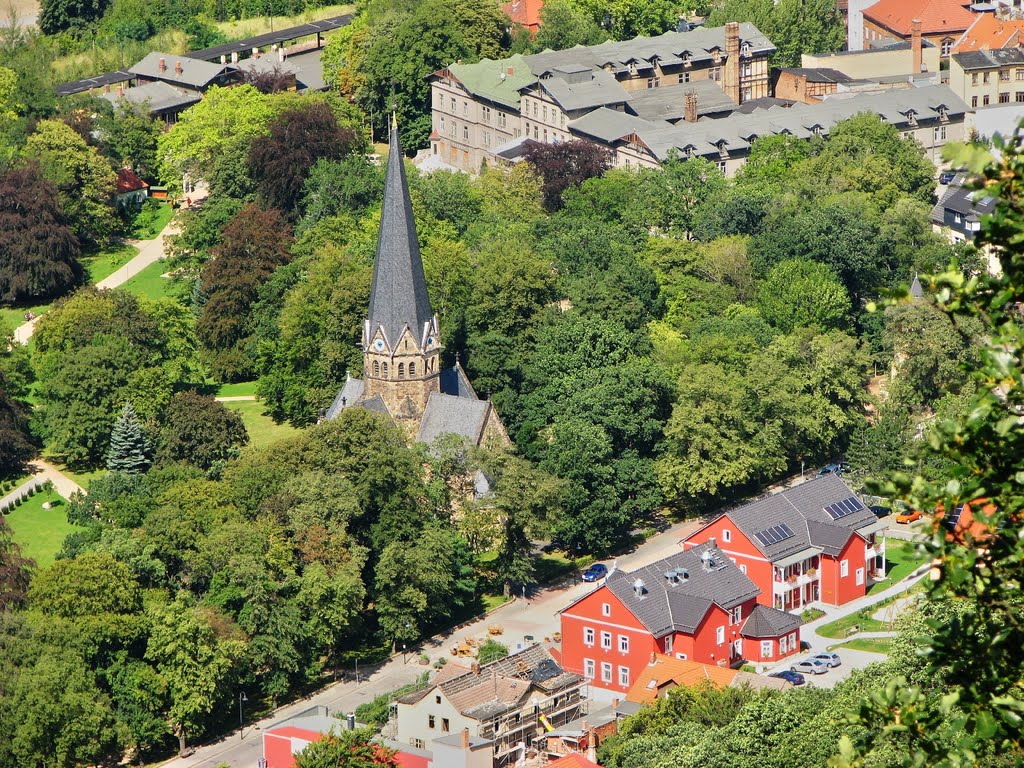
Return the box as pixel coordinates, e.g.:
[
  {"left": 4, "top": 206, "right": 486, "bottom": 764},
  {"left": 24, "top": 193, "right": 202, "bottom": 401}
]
[{"left": 447, "top": 54, "right": 535, "bottom": 110}]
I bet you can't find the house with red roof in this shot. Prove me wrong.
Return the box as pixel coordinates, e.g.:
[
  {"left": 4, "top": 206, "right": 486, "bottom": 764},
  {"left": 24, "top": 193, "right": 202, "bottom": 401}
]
[
  {"left": 115, "top": 167, "right": 149, "bottom": 209},
  {"left": 502, "top": 0, "right": 544, "bottom": 34},
  {"left": 862, "top": 0, "right": 976, "bottom": 57},
  {"left": 559, "top": 541, "right": 801, "bottom": 696},
  {"left": 682, "top": 474, "right": 888, "bottom": 612}
]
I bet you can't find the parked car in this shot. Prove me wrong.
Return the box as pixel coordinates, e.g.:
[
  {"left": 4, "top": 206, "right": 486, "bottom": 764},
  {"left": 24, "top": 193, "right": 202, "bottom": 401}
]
[
  {"left": 581, "top": 563, "right": 608, "bottom": 582},
  {"left": 939, "top": 170, "right": 957, "bottom": 185},
  {"left": 895, "top": 509, "right": 923, "bottom": 524},
  {"left": 791, "top": 658, "right": 830, "bottom": 675},
  {"left": 770, "top": 669, "right": 806, "bottom": 685},
  {"left": 810, "top": 652, "right": 842, "bottom": 668},
  {"left": 816, "top": 462, "right": 847, "bottom": 478}
]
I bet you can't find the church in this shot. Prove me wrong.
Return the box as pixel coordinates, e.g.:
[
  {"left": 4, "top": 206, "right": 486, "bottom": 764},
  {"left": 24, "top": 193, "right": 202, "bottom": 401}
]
[{"left": 325, "top": 125, "right": 509, "bottom": 449}]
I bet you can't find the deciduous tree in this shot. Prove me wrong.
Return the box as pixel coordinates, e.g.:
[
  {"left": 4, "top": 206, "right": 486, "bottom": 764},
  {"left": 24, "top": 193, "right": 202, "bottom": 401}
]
[
  {"left": 525, "top": 139, "right": 612, "bottom": 211},
  {"left": 756, "top": 258, "right": 851, "bottom": 333},
  {"left": 157, "top": 391, "right": 248, "bottom": 470}
]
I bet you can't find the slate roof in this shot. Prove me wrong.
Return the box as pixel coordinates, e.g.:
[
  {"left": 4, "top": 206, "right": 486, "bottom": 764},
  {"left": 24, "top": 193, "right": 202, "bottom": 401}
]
[
  {"left": 626, "top": 79, "right": 736, "bottom": 122},
  {"left": 289, "top": 48, "right": 328, "bottom": 92},
  {"left": 439, "top": 363, "right": 478, "bottom": 399},
  {"left": 417, "top": 394, "right": 491, "bottom": 445},
  {"left": 367, "top": 125, "right": 435, "bottom": 350},
  {"left": 930, "top": 180, "right": 998, "bottom": 225},
  {"left": 129, "top": 52, "right": 235, "bottom": 89},
  {"left": 953, "top": 47, "right": 1024, "bottom": 70},
  {"left": 862, "top": 0, "right": 975, "bottom": 36},
  {"left": 235, "top": 54, "right": 298, "bottom": 76},
  {"left": 530, "top": 68, "right": 630, "bottom": 112},
  {"left": 778, "top": 67, "right": 855, "bottom": 84},
  {"left": 601, "top": 544, "right": 761, "bottom": 636},
  {"left": 569, "top": 85, "right": 966, "bottom": 163},
  {"left": 739, "top": 604, "right": 804, "bottom": 639},
  {"left": 909, "top": 274, "right": 924, "bottom": 298},
  {"left": 325, "top": 376, "right": 366, "bottom": 419},
  {"left": 522, "top": 22, "right": 774, "bottom": 77},
  {"left": 703, "top": 474, "right": 878, "bottom": 562},
  {"left": 99, "top": 81, "right": 201, "bottom": 115}
]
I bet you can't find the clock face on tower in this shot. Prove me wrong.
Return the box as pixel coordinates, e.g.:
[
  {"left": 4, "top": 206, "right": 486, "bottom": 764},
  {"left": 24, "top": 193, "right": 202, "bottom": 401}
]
[
  {"left": 427, "top": 336, "right": 434, "bottom": 347},
  {"left": 374, "top": 339, "right": 385, "bottom": 351}
]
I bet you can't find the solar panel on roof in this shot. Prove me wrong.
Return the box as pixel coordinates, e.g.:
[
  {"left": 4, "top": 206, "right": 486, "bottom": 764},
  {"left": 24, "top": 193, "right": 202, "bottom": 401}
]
[
  {"left": 778, "top": 523, "right": 794, "bottom": 537},
  {"left": 754, "top": 531, "right": 771, "bottom": 547},
  {"left": 944, "top": 504, "right": 965, "bottom": 529},
  {"left": 825, "top": 496, "right": 864, "bottom": 520},
  {"left": 754, "top": 524, "right": 794, "bottom": 547}
]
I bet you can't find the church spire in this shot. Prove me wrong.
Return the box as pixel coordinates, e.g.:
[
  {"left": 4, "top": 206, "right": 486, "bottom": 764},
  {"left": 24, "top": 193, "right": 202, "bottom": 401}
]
[{"left": 366, "top": 122, "right": 434, "bottom": 350}]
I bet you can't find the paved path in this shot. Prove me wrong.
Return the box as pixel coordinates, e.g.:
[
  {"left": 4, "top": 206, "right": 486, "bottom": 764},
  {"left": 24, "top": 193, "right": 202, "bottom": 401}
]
[
  {"left": 29, "top": 459, "right": 85, "bottom": 498},
  {"left": 12, "top": 214, "right": 182, "bottom": 345},
  {"left": 215, "top": 395, "right": 258, "bottom": 402},
  {"left": 0, "top": 476, "right": 44, "bottom": 510}
]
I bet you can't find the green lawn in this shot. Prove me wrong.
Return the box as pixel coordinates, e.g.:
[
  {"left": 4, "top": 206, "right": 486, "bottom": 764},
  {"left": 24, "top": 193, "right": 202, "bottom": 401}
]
[
  {"left": 82, "top": 243, "right": 139, "bottom": 283},
  {"left": 868, "top": 539, "right": 928, "bottom": 595},
  {"left": 55, "top": 465, "right": 108, "bottom": 493},
  {"left": 5, "top": 493, "right": 84, "bottom": 567},
  {"left": 223, "top": 399, "right": 301, "bottom": 449},
  {"left": 832, "top": 637, "right": 893, "bottom": 655},
  {"left": 818, "top": 610, "right": 893, "bottom": 639},
  {"left": 535, "top": 552, "right": 577, "bottom": 584},
  {"left": 483, "top": 594, "right": 511, "bottom": 611},
  {"left": 0, "top": 301, "right": 50, "bottom": 331},
  {"left": 129, "top": 201, "right": 175, "bottom": 240},
  {"left": 216, "top": 381, "right": 260, "bottom": 398},
  {"left": 118, "top": 259, "right": 177, "bottom": 301}
]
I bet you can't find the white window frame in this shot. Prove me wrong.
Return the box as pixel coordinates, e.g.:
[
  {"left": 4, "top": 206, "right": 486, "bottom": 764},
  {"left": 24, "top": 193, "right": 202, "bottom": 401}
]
[
  {"left": 602, "top": 603, "right": 611, "bottom": 617},
  {"left": 601, "top": 662, "right": 613, "bottom": 683},
  {"left": 716, "top": 626, "right": 725, "bottom": 645},
  {"left": 619, "top": 635, "right": 629, "bottom": 653},
  {"left": 584, "top": 627, "right": 595, "bottom": 646},
  {"left": 731, "top": 606, "right": 742, "bottom": 625},
  {"left": 856, "top": 567, "right": 865, "bottom": 586},
  {"left": 761, "top": 640, "right": 773, "bottom": 658},
  {"left": 739, "top": 564, "right": 747, "bottom": 574},
  {"left": 584, "top": 658, "right": 595, "bottom": 678},
  {"left": 664, "top": 635, "right": 673, "bottom": 654},
  {"left": 722, "top": 528, "right": 731, "bottom": 543},
  {"left": 840, "top": 559, "right": 849, "bottom": 578},
  {"left": 601, "top": 631, "right": 612, "bottom": 650},
  {"left": 779, "top": 635, "right": 788, "bottom": 654},
  {"left": 618, "top": 666, "right": 630, "bottom": 687}
]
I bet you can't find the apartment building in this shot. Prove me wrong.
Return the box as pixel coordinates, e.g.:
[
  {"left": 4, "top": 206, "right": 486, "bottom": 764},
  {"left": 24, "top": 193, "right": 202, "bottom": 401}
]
[
  {"left": 950, "top": 47, "right": 1024, "bottom": 107},
  {"left": 682, "top": 475, "right": 888, "bottom": 611},
  {"left": 426, "top": 22, "right": 775, "bottom": 172},
  {"left": 861, "top": 0, "right": 976, "bottom": 57}
]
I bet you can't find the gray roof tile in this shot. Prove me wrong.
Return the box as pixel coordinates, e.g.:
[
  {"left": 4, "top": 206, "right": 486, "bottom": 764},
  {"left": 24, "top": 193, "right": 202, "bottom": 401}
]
[
  {"left": 417, "top": 393, "right": 490, "bottom": 445},
  {"left": 603, "top": 544, "right": 760, "bottom": 636},
  {"left": 739, "top": 604, "right": 803, "bottom": 639},
  {"left": 129, "top": 52, "right": 235, "bottom": 89},
  {"left": 325, "top": 376, "right": 365, "bottom": 419},
  {"left": 100, "top": 81, "right": 201, "bottom": 114},
  {"left": 367, "top": 126, "right": 435, "bottom": 350}
]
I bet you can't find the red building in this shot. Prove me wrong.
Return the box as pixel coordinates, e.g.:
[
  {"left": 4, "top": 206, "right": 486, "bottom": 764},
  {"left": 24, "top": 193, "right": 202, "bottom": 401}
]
[
  {"left": 683, "top": 474, "right": 888, "bottom": 611},
  {"left": 559, "top": 543, "right": 801, "bottom": 694}
]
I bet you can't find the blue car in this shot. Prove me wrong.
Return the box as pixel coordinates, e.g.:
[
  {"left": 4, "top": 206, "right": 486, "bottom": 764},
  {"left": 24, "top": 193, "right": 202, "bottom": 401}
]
[
  {"left": 581, "top": 563, "right": 608, "bottom": 582},
  {"left": 770, "top": 669, "right": 806, "bottom": 685}
]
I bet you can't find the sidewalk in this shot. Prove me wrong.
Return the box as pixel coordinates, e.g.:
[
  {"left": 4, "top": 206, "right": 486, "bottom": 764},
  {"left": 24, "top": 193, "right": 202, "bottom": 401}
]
[
  {"left": 0, "top": 476, "right": 44, "bottom": 510},
  {"left": 29, "top": 459, "right": 85, "bottom": 498}
]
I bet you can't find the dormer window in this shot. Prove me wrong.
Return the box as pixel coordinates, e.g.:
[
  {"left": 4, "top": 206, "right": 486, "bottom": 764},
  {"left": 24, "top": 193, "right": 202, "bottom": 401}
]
[
  {"left": 682, "top": 51, "right": 691, "bottom": 67},
  {"left": 741, "top": 41, "right": 752, "bottom": 57},
  {"left": 938, "top": 106, "right": 949, "bottom": 122},
  {"left": 906, "top": 110, "right": 918, "bottom": 127}
]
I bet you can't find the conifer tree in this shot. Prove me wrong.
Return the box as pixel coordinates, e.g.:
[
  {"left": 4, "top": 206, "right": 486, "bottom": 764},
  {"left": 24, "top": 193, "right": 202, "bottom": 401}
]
[{"left": 105, "top": 402, "right": 150, "bottom": 473}]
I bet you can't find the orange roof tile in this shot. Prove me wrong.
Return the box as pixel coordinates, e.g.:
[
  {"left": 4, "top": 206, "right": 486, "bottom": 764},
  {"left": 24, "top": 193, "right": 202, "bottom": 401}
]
[
  {"left": 953, "top": 13, "right": 1024, "bottom": 53},
  {"left": 549, "top": 754, "right": 603, "bottom": 768},
  {"left": 626, "top": 656, "right": 737, "bottom": 704},
  {"left": 863, "top": 0, "right": 975, "bottom": 36},
  {"left": 933, "top": 498, "right": 1002, "bottom": 544},
  {"left": 502, "top": 0, "right": 544, "bottom": 31},
  {"left": 116, "top": 167, "right": 148, "bottom": 195}
]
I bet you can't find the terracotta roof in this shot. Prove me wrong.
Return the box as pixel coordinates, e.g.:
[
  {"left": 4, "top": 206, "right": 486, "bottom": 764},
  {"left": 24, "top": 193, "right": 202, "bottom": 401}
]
[
  {"left": 862, "top": 0, "right": 975, "bottom": 36},
  {"left": 933, "top": 498, "right": 1003, "bottom": 544},
  {"left": 549, "top": 753, "right": 603, "bottom": 768},
  {"left": 625, "top": 655, "right": 788, "bottom": 704},
  {"left": 502, "top": 0, "right": 544, "bottom": 31},
  {"left": 116, "top": 167, "right": 148, "bottom": 195},
  {"left": 952, "top": 12, "right": 1024, "bottom": 53}
]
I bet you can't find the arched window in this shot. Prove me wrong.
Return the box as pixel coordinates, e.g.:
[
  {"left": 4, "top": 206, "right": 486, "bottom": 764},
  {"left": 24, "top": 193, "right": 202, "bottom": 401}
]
[
  {"left": 398, "top": 363, "right": 405, "bottom": 378},
  {"left": 409, "top": 362, "right": 416, "bottom": 376},
  {"left": 382, "top": 362, "right": 389, "bottom": 378},
  {"left": 373, "top": 361, "right": 380, "bottom": 376}
]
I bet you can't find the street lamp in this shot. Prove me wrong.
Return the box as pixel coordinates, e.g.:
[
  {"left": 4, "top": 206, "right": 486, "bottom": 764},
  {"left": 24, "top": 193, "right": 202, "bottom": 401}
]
[{"left": 239, "top": 692, "right": 248, "bottom": 740}]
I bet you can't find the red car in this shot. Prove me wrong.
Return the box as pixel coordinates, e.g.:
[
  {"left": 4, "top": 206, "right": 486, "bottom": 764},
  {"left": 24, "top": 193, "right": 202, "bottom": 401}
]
[{"left": 895, "top": 509, "right": 923, "bottom": 524}]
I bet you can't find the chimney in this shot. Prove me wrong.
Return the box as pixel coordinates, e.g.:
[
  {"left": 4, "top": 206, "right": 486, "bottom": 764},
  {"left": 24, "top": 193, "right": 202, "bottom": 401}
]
[
  {"left": 684, "top": 92, "right": 698, "bottom": 122},
  {"left": 612, "top": 698, "right": 619, "bottom": 710},
  {"left": 460, "top": 728, "right": 470, "bottom": 749},
  {"left": 471, "top": 661, "right": 480, "bottom": 675},
  {"left": 158, "top": 57, "right": 166, "bottom": 72},
  {"left": 174, "top": 61, "right": 183, "bottom": 75},
  {"left": 708, "top": 536, "right": 717, "bottom": 550},
  {"left": 507, "top": 66, "right": 515, "bottom": 75},
  {"left": 723, "top": 21, "right": 741, "bottom": 104},
  {"left": 911, "top": 18, "right": 923, "bottom": 73},
  {"left": 586, "top": 731, "right": 597, "bottom": 764},
  {"left": 649, "top": 652, "right": 657, "bottom": 665}
]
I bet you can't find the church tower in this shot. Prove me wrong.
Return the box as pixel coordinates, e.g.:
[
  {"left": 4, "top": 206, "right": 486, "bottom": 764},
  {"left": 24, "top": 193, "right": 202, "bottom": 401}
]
[{"left": 360, "top": 123, "right": 442, "bottom": 423}]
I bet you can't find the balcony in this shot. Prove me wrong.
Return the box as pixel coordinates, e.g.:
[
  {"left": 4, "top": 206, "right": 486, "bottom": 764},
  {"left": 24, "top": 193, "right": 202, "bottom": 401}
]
[{"left": 865, "top": 546, "right": 878, "bottom": 560}]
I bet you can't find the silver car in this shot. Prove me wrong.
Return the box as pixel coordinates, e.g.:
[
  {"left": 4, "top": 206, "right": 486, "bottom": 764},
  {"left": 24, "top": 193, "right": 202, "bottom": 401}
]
[
  {"left": 791, "top": 658, "right": 829, "bottom": 675},
  {"left": 810, "top": 652, "right": 842, "bottom": 668}
]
